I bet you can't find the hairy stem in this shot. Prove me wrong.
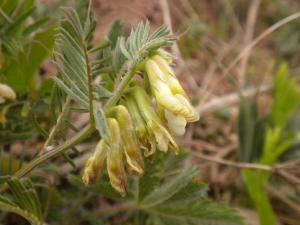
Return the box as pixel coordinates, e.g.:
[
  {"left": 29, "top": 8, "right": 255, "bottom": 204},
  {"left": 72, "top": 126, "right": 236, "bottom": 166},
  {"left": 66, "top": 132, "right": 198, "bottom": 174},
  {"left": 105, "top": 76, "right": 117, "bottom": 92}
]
[
  {"left": 105, "top": 67, "right": 135, "bottom": 109},
  {"left": 41, "top": 97, "right": 71, "bottom": 154},
  {"left": 84, "top": 42, "right": 95, "bottom": 128},
  {"left": 14, "top": 125, "right": 94, "bottom": 179},
  {"left": 0, "top": 126, "right": 94, "bottom": 193}
]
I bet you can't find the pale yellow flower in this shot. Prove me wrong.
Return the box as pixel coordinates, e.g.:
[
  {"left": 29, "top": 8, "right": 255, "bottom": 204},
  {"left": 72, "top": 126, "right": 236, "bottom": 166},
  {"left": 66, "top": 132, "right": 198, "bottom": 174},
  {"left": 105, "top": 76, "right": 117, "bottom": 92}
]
[
  {"left": 82, "top": 118, "right": 128, "bottom": 196},
  {"left": 145, "top": 54, "right": 199, "bottom": 135},
  {"left": 107, "top": 105, "right": 144, "bottom": 176},
  {"left": 82, "top": 140, "right": 107, "bottom": 185},
  {"left": 128, "top": 85, "right": 179, "bottom": 155},
  {"left": 0, "top": 83, "right": 16, "bottom": 103},
  {"left": 106, "top": 118, "right": 128, "bottom": 196}
]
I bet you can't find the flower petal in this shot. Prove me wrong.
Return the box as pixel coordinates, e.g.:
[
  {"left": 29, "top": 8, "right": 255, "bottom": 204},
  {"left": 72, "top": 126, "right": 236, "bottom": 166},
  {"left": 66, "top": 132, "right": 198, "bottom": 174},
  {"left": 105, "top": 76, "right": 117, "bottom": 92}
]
[
  {"left": 165, "top": 110, "right": 187, "bottom": 136},
  {"left": 106, "top": 118, "right": 128, "bottom": 196},
  {"left": 0, "top": 84, "right": 16, "bottom": 100},
  {"left": 82, "top": 140, "right": 107, "bottom": 185},
  {"left": 109, "top": 105, "right": 144, "bottom": 176}
]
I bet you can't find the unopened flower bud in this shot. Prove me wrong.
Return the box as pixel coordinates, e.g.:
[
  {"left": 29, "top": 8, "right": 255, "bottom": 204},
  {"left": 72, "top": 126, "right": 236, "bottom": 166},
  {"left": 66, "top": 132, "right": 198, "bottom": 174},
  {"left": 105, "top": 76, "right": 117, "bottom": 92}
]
[
  {"left": 106, "top": 118, "right": 128, "bottom": 196},
  {"left": 82, "top": 139, "right": 107, "bottom": 185},
  {"left": 82, "top": 140, "right": 107, "bottom": 185},
  {"left": 108, "top": 105, "right": 144, "bottom": 176},
  {"left": 146, "top": 57, "right": 199, "bottom": 123},
  {"left": 130, "top": 86, "right": 179, "bottom": 155},
  {"left": 0, "top": 83, "right": 16, "bottom": 102},
  {"left": 126, "top": 97, "right": 157, "bottom": 156}
]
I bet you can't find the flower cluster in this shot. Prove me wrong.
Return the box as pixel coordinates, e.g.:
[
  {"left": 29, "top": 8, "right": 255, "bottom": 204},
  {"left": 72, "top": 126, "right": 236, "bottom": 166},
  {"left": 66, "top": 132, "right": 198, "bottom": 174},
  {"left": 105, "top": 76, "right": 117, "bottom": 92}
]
[{"left": 82, "top": 50, "right": 199, "bottom": 195}]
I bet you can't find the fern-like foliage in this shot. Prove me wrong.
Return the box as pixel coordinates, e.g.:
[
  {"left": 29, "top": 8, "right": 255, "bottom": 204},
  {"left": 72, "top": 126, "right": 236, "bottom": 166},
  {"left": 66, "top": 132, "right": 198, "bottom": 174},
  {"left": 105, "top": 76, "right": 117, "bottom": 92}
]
[
  {"left": 53, "top": 7, "right": 93, "bottom": 108},
  {"left": 53, "top": 7, "right": 109, "bottom": 138},
  {"left": 138, "top": 167, "right": 245, "bottom": 225},
  {"left": 0, "top": 178, "right": 43, "bottom": 225},
  {"left": 119, "top": 21, "right": 174, "bottom": 65}
]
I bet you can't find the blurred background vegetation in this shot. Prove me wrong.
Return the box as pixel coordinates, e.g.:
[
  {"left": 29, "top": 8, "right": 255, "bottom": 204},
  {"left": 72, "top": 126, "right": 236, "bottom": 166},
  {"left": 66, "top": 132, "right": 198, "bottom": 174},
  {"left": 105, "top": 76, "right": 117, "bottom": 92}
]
[{"left": 1, "top": 0, "right": 300, "bottom": 225}]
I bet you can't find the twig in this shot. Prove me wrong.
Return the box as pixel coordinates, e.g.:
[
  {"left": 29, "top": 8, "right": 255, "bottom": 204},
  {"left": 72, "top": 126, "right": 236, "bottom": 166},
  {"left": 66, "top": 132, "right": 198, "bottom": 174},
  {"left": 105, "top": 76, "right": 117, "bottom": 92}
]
[
  {"left": 182, "top": 140, "right": 220, "bottom": 152},
  {"left": 237, "top": 0, "right": 261, "bottom": 86},
  {"left": 159, "top": 0, "right": 199, "bottom": 92},
  {"left": 210, "top": 143, "right": 237, "bottom": 184},
  {"left": 159, "top": 0, "right": 180, "bottom": 60},
  {"left": 267, "top": 186, "right": 300, "bottom": 215},
  {"left": 192, "top": 151, "right": 300, "bottom": 193},
  {"left": 41, "top": 97, "right": 71, "bottom": 154},
  {"left": 276, "top": 159, "right": 300, "bottom": 169},
  {"left": 197, "top": 83, "right": 271, "bottom": 115},
  {"left": 276, "top": 170, "right": 300, "bottom": 193},
  {"left": 192, "top": 152, "right": 273, "bottom": 171},
  {"left": 200, "top": 11, "right": 300, "bottom": 105}
]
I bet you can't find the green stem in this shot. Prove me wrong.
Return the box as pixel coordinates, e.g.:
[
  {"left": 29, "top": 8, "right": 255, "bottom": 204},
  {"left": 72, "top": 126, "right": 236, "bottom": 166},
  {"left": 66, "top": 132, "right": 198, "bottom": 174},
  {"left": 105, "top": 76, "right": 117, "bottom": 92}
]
[
  {"left": 0, "top": 125, "right": 94, "bottom": 193},
  {"left": 104, "top": 68, "right": 135, "bottom": 109},
  {"left": 14, "top": 125, "right": 94, "bottom": 179},
  {"left": 83, "top": 42, "right": 95, "bottom": 128},
  {"left": 42, "top": 97, "right": 71, "bottom": 153}
]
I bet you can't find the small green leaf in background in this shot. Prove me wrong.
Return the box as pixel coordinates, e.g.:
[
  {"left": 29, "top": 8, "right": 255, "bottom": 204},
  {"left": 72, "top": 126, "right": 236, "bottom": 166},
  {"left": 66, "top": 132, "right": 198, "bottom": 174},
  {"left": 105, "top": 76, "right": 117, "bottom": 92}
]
[
  {"left": 270, "top": 63, "right": 300, "bottom": 127},
  {"left": 4, "top": 26, "right": 56, "bottom": 93},
  {"left": 93, "top": 101, "right": 110, "bottom": 139},
  {"left": 238, "top": 100, "right": 266, "bottom": 162},
  {"left": 241, "top": 63, "right": 300, "bottom": 225}
]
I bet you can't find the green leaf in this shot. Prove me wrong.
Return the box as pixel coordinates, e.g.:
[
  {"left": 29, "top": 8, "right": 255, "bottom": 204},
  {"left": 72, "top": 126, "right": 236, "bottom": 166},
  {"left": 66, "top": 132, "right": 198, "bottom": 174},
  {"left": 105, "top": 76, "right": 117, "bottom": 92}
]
[
  {"left": 140, "top": 167, "right": 198, "bottom": 207},
  {"left": 53, "top": 7, "right": 109, "bottom": 137},
  {"left": 150, "top": 199, "right": 244, "bottom": 225},
  {"left": 270, "top": 63, "right": 300, "bottom": 127},
  {"left": 4, "top": 26, "right": 56, "bottom": 93},
  {"left": 116, "top": 20, "right": 175, "bottom": 67},
  {"left": 0, "top": 195, "right": 42, "bottom": 225},
  {"left": 0, "top": 177, "right": 44, "bottom": 225},
  {"left": 93, "top": 101, "right": 110, "bottom": 138},
  {"left": 107, "top": 20, "right": 123, "bottom": 48},
  {"left": 22, "top": 17, "right": 50, "bottom": 36},
  {"left": 141, "top": 167, "right": 244, "bottom": 225},
  {"left": 0, "top": 150, "right": 26, "bottom": 177},
  {"left": 5, "top": 6, "right": 35, "bottom": 36},
  {"left": 243, "top": 169, "right": 275, "bottom": 225},
  {"left": 240, "top": 64, "right": 300, "bottom": 225},
  {"left": 237, "top": 100, "right": 266, "bottom": 162}
]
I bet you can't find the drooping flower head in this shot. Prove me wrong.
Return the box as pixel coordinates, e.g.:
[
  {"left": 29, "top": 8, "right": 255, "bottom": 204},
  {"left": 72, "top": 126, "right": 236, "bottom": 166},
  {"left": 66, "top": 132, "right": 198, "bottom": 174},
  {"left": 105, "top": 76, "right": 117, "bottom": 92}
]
[
  {"left": 83, "top": 118, "right": 128, "bottom": 196},
  {"left": 145, "top": 54, "right": 199, "bottom": 136},
  {"left": 83, "top": 48, "right": 198, "bottom": 196},
  {"left": 126, "top": 85, "right": 179, "bottom": 156},
  {"left": 82, "top": 139, "right": 107, "bottom": 185},
  {"left": 106, "top": 118, "right": 128, "bottom": 196},
  {"left": 107, "top": 105, "right": 144, "bottom": 175}
]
